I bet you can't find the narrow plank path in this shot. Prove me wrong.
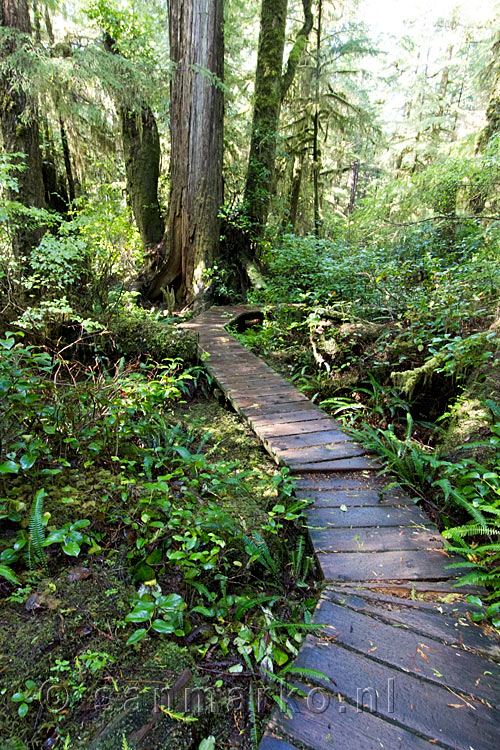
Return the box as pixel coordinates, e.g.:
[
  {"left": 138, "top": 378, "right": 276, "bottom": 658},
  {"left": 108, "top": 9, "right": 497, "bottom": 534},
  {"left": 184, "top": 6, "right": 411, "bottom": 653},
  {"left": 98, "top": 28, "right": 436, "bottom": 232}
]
[{"left": 184, "top": 306, "right": 500, "bottom": 750}]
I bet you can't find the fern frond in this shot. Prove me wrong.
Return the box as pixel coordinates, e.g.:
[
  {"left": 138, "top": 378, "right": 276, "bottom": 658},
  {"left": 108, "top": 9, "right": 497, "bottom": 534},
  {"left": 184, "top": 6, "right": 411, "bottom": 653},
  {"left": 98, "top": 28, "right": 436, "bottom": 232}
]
[
  {"left": 443, "top": 525, "right": 500, "bottom": 540},
  {"left": 29, "top": 489, "right": 47, "bottom": 570},
  {"left": 293, "top": 536, "right": 305, "bottom": 579},
  {"left": 248, "top": 683, "right": 259, "bottom": 750},
  {"left": 234, "top": 594, "right": 281, "bottom": 621}
]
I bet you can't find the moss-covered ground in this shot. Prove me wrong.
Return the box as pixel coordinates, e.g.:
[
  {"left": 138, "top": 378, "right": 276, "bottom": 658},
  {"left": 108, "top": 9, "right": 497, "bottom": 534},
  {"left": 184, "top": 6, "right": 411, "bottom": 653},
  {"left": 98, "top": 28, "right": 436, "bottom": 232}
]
[{"left": 0, "top": 391, "right": 319, "bottom": 750}]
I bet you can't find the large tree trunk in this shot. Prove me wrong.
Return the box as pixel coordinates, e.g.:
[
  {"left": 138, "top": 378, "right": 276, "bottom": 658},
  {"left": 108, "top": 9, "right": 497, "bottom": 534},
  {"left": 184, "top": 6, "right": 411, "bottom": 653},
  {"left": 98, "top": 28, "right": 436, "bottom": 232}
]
[
  {"left": 312, "top": 0, "right": 322, "bottom": 235},
  {"left": 148, "top": 0, "right": 224, "bottom": 304},
  {"left": 469, "top": 52, "right": 500, "bottom": 215},
  {"left": 288, "top": 153, "right": 304, "bottom": 231},
  {"left": 121, "top": 105, "right": 164, "bottom": 250},
  {"left": 59, "top": 116, "right": 76, "bottom": 204},
  {"left": 103, "top": 33, "right": 165, "bottom": 253},
  {"left": 242, "top": 0, "right": 312, "bottom": 240},
  {"left": 0, "top": 0, "right": 46, "bottom": 258}
]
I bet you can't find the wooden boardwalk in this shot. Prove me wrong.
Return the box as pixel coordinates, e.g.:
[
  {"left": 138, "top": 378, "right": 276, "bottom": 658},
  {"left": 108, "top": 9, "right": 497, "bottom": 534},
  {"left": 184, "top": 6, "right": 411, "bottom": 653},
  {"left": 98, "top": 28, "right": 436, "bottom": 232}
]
[{"left": 184, "top": 306, "right": 500, "bottom": 750}]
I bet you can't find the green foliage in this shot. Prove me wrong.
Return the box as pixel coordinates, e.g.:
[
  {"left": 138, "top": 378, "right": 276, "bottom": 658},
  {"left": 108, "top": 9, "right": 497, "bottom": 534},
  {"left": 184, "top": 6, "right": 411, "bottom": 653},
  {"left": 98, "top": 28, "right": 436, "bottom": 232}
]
[
  {"left": 0, "top": 154, "right": 56, "bottom": 253},
  {"left": 10, "top": 681, "right": 40, "bottom": 719}
]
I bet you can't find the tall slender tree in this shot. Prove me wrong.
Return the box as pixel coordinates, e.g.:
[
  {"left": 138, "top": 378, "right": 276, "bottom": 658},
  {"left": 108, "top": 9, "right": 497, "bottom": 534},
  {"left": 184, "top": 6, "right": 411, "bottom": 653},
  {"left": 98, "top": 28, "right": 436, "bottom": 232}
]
[
  {"left": 149, "top": 0, "right": 224, "bottom": 303},
  {"left": 1, "top": 0, "right": 46, "bottom": 257},
  {"left": 242, "top": 0, "right": 313, "bottom": 237}
]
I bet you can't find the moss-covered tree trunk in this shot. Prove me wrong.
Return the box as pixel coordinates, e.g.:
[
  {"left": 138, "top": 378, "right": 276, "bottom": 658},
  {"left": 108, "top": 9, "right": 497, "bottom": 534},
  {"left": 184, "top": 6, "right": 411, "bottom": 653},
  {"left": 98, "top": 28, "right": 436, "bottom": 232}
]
[
  {"left": 243, "top": 0, "right": 313, "bottom": 238},
  {"left": 0, "top": 0, "right": 46, "bottom": 258},
  {"left": 312, "top": 0, "right": 322, "bottom": 235},
  {"left": 469, "top": 54, "right": 500, "bottom": 214},
  {"left": 103, "top": 33, "right": 165, "bottom": 253},
  {"left": 121, "top": 105, "right": 164, "bottom": 251},
  {"left": 288, "top": 152, "right": 304, "bottom": 230},
  {"left": 148, "top": 0, "right": 224, "bottom": 304},
  {"left": 59, "top": 116, "right": 76, "bottom": 204}
]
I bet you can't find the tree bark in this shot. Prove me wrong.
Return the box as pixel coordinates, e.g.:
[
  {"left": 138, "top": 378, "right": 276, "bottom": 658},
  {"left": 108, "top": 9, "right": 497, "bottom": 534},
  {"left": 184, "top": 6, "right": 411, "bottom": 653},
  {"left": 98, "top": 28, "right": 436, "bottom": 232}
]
[
  {"left": 312, "top": 0, "right": 322, "bottom": 235},
  {"left": 41, "top": 121, "right": 69, "bottom": 214},
  {"left": 59, "top": 116, "right": 75, "bottom": 203},
  {"left": 347, "top": 160, "right": 359, "bottom": 214},
  {"left": 469, "top": 42, "right": 500, "bottom": 215},
  {"left": 0, "top": 0, "right": 46, "bottom": 258},
  {"left": 242, "top": 0, "right": 313, "bottom": 237},
  {"left": 288, "top": 153, "right": 304, "bottom": 231},
  {"left": 148, "top": 0, "right": 224, "bottom": 303},
  {"left": 121, "top": 105, "right": 164, "bottom": 250}
]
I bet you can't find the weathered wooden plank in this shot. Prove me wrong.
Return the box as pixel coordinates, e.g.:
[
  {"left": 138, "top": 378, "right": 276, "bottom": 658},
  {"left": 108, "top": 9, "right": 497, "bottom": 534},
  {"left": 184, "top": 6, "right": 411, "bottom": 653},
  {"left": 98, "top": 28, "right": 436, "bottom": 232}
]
[
  {"left": 316, "top": 549, "right": 457, "bottom": 581},
  {"left": 296, "top": 489, "right": 413, "bottom": 507},
  {"left": 277, "top": 442, "right": 367, "bottom": 464},
  {"left": 258, "top": 733, "right": 302, "bottom": 750},
  {"left": 249, "top": 409, "right": 326, "bottom": 427},
  {"left": 226, "top": 383, "right": 297, "bottom": 396},
  {"left": 203, "top": 353, "right": 264, "bottom": 365},
  {"left": 323, "top": 590, "right": 500, "bottom": 659},
  {"left": 325, "top": 584, "right": 482, "bottom": 614},
  {"left": 307, "top": 505, "right": 432, "bottom": 533},
  {"left": 270, "top": 685, "right": 434, "bottom": 750},
  {"left": 216, "top": 376, "right": 286, "bottom": 391},
  {"left": 295, "top": 473, "right": 383, "bottom": 490},
  {"left": 311, "top": 597, "right": 500, "bottom": 705},
  {"left": 289, "top": 456, "right": 378, "bottom": 473},
  {"left": 234, "top": 392, "right": 310, "bottom": 409},
  {"left": 310, "top": 526, "right": 443, "bottom": 553},
  {"left": 292, "top": 639, "right": 500, "bottom": 749},
  {"left": 257, "top": 418, "right": 342, "bottom": 437},
  {"left": 208, "top": 364, "right": 270, "bottom": 377},
  {"left": 211, "top": 362, "right": 277, "bottom": 376},
  {"left": 296, "top": 641, "right": 500, "bottom": 750},
  {"left": 244, "top": 400, "right": 320, "bottom": 417},
  {"left": 271, "top": 429, "right": 356, "bottom": 449}
]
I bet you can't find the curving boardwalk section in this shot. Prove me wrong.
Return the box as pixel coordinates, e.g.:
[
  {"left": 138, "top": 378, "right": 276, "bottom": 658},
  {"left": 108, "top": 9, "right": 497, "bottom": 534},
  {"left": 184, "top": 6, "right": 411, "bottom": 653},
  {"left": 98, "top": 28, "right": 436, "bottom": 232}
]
[{"left": 184, "top": 306, "right": 500, "bottom": 750}]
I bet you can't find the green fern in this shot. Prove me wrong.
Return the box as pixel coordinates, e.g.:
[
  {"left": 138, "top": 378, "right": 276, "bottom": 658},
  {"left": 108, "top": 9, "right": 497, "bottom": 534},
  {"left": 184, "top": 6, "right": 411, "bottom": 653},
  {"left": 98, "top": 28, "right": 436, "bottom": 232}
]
[
  {"left": 28, "top": 489, "right": 47, "bottom": 570},
  {"left": 248, "top": 683, "right": 259, "bottom": 749},
  {"left": 243, "top": 532, "right": 279, "bottom": 578},
  {"left": 234, "top": 594, "right": 281, "bottom": 621},
  {"left": 443, "top": 524, "right": 500, "bottom": 540},
  {"left": 292, "top": 535, "right": 304, "bottom": 579},
  {"left": 290, "top": 535, "right": 312, "bottom": 584}
]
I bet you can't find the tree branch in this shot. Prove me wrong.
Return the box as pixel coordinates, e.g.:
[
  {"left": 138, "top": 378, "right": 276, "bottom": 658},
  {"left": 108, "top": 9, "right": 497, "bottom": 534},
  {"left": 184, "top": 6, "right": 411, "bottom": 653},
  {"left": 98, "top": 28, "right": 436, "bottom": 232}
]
[{"left": 384, "top": 214, "right": 500, "bottom": 227}]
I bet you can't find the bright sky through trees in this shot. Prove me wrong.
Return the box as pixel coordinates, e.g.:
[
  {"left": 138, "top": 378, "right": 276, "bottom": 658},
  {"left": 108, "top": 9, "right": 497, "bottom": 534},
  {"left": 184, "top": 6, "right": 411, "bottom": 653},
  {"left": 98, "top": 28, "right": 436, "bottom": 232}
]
[{"left": 361, "top": 0, "right": 497, "bottom": 38}]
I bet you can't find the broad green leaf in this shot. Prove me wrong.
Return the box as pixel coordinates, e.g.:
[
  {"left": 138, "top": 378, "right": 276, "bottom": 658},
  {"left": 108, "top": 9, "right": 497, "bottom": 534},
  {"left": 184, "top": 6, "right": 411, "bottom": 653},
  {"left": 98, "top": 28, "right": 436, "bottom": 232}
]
[
  {"left": 126, "top": 628, "right": 147, "bottom": 646},
  {"left": 151, "top": 619, "right": 175, "bottom": 634},
  {"left": 62, "top": 541, "right": 81, "bottom": 557},
  {"left": 125, "top": 609, "right": 152, "bottom": 623},
  {"left": 20, "top": 454, "right": 37, "bottom": 470}
]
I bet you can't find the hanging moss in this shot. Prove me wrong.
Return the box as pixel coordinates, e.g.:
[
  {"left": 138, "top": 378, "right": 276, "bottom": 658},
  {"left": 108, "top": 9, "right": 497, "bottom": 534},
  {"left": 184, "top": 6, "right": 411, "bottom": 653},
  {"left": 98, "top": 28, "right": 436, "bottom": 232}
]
[{"left": 391, "top": 356, "right": 444, "bottom": 398}]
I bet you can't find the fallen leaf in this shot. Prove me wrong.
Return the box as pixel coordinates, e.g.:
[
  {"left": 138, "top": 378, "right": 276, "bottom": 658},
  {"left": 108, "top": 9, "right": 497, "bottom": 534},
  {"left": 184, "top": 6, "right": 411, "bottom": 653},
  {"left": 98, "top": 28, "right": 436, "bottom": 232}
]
[{"left": 68, "top": 567, "right": 92, "bottom": 582}]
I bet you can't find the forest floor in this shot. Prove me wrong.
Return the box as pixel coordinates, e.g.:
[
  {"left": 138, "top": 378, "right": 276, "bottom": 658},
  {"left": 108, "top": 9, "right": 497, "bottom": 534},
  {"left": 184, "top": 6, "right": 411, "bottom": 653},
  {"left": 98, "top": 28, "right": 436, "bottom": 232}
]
[{"left": 0, "top": 389, "right": 319, "bottom": 750}]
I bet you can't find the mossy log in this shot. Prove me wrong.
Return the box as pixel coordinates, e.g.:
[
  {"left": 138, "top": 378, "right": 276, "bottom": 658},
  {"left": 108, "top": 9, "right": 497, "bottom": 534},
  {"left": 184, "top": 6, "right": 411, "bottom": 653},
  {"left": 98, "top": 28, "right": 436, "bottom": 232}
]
[{"left": 391, "top": 356, "right": 444, "bottom": 399}]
